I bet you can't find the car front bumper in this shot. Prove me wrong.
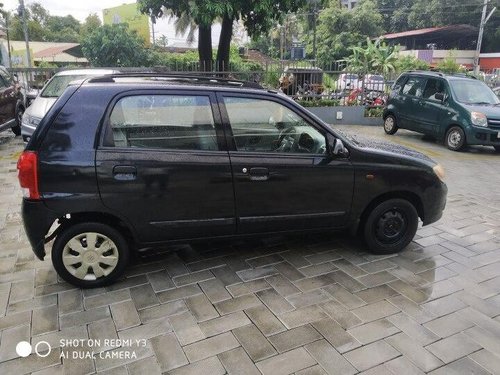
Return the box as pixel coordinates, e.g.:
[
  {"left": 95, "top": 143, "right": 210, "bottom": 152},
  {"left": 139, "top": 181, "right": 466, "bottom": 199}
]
[
  {"left": 467, "top": 127, "right": 500, "bottom": 146},
  {"left": 422, "top": 181, "right": 448, "bottom": 226}
]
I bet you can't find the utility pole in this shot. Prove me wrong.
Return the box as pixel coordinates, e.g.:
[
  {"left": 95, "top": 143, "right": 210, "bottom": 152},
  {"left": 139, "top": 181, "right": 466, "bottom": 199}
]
[
  {"left": 474, "top": 0, "right": 496, "bottom": 74},
  {"left": 150, "top": 15, "right": 156, "bottom": 47},
  {"left": 19, "top": 0, "right": 32, "bottom": 69},
  {"left": 312, "top": 5, "right": 317, "bottom": 62}
]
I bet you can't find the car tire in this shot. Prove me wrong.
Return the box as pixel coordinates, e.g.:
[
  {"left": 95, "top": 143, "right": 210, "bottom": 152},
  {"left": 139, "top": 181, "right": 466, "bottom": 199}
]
[
  {"left": 51, "top": 222, "right": 130, "bottom": 288},
  {"left": 383, "top": 114, "right": 398, "bottom": 135},
  {"left": 494, "top": 146, "right": 500, "bottom": 153},
  {"left": 363, "top": 198, "right": 419, "bottom": 254},
  {"left": 12, "top": 106, "right": 24, "bottom": 136},
  {"left": 445, "top": 126, "right": 466, "bottom": 151}
]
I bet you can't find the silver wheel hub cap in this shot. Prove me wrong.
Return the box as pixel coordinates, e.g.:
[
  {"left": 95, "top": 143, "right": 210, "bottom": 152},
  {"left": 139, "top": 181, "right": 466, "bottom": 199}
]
[
  {"left": 62, "top": 232, "right": 119, "bottom": 280},
  {"left": 449, "top": 131, "right": 461, "bottom": 147},
  {"left": 384, "top": 118, "right": 394, "bottom": 131}
]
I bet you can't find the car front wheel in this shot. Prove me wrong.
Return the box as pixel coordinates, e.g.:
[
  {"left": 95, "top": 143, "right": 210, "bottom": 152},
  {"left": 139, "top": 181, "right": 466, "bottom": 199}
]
[
  {"left": 12, "top": 106, "right": 24, "bottom": 136},
  {"left": 52, "top": 222, "right": 130, "bottom": 288},
  {"left": 383, "top": 115, "right": 398, "bottom": 135},
  {"left": 363, "top": 199, "right": 419, "bottom": 254},
  {"left": 445, "top": 126, "right": 465, "bottom": 151},
  {"left": 494, "top": 146, "right": 500, "bottom": 153}
]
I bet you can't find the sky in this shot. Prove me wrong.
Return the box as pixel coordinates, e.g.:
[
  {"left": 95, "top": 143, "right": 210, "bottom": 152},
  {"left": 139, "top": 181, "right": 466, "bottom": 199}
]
[{"left": 0, "top": 0, "right": 246, "bottom": 47}]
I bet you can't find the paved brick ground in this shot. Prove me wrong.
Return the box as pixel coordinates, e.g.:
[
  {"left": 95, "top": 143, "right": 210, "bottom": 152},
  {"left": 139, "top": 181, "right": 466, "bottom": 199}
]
[{"left": 0, "top": 126, "right": 500, "bottom": 374}]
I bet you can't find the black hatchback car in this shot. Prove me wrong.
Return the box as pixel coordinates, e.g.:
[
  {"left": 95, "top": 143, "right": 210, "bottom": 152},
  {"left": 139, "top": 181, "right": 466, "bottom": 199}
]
[{"left": 19, "top": 74, "right": 447, "bottom": 287}]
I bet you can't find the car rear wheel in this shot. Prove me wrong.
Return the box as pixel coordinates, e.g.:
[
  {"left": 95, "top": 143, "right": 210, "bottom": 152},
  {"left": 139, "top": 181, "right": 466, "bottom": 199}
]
[
  {"left": 363, "top": 198, "right": 419, "bottom": 254},
  {"left": 52, "top": 222, "right": 130, "bottom": 288},
  {"left": 445, "top": 126, "right": 465, "bottom": 151},
  {"left": 383, "top": 115, "right": 398, "bottom": 135}
]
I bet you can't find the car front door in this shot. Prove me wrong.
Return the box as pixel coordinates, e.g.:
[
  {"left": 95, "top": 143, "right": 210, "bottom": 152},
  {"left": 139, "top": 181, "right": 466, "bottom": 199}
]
[
  {"left": 96, "top": 90, "right": 236, "bottom": 243},
  {"left": 419, "top": 78, "right": 449, "bottom": 136},
  {"left": 218, "top": 93, "right": 354, "bottom": 234}
]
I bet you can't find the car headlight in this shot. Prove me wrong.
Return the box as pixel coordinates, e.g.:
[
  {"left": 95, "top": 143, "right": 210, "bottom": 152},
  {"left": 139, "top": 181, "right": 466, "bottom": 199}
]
[
  {"left": 22, "top": 115, "right": 41, "bottom": 127},
  {"left": 433, "top": 164, "right": 445, "bottom": 182},
  {"left": 471, "top": 111, "right": 487, "bottom": 127}
]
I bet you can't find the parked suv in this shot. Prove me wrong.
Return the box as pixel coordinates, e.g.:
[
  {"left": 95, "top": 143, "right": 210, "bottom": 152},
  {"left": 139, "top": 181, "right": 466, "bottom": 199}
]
[
  {"left": 0, "top": 66, "right": 24, "bottom": 136},
  {"left": 383, "top": 71, "right": 500, "bottom": 151},
  {"left": 19, "top": 74, "right": 447, "bottom": 287}
]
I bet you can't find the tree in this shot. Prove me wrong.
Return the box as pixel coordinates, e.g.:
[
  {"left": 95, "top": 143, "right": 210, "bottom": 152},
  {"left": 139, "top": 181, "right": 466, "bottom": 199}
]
[
  {"left": 138, "top": 0, "right": 306, "bottom": 71},
  {"left": 346, "top": 38, "right": 398, "bottom": 74},
  {"left": 314, "top": 0, "right": 384, "bottom": 66},
  {"left": 81, "top": 13, "right": 102, "bottom": 37},
  {"left": 81, "top": 24, "right": 149, "bottom": 67}
]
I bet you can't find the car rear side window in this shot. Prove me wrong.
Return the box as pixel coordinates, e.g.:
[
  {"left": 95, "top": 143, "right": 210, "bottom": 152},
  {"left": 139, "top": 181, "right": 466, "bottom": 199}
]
[
  {"left": 402, "top": 76, "right": 425, "bottom": 97},
  {"left": 108, "top": 95, "right": 218, "bottom": 151}
]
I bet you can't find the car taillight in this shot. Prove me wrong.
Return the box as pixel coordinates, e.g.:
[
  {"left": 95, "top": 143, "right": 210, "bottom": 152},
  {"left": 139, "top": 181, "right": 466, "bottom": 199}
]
[{"left": 17, "top": 151, "right": 40, "bottom": 200}]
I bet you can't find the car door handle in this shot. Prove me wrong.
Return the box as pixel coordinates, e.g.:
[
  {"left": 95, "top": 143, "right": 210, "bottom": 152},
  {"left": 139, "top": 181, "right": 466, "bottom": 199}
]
[
  {"left": 113, "top": 165, "right": 137, "bottom": 181},
  {"left": 248, "top": 167, "right": 269, "bottom": 181}
]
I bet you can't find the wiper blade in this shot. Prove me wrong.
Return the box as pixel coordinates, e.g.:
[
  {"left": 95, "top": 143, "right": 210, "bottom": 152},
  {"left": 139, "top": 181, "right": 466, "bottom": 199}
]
[{"left": 470, "top": 101, "right": 492, "bottom": 105}]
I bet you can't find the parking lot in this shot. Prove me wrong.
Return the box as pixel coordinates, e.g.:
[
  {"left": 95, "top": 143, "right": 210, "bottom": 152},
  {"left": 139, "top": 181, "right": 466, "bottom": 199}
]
[{"left": 0, "top": 125, "right": 499, "bottom": 374}]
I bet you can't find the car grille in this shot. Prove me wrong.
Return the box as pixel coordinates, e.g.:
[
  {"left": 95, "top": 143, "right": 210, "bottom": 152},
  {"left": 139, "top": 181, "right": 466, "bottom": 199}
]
[{"left": 488, "top": 118, "right": 500, "bottom": 129}]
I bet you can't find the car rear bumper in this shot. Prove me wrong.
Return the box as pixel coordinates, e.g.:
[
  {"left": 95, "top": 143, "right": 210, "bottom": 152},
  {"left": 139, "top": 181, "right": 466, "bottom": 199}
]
[{"left": 22, "top": 199, "right": 58, "bottom": 260}]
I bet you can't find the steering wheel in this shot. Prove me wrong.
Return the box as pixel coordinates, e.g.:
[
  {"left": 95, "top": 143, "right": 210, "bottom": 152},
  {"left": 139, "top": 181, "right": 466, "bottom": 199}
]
[{"left": 275, "top": 127, "right": 296, "bottom": 152}]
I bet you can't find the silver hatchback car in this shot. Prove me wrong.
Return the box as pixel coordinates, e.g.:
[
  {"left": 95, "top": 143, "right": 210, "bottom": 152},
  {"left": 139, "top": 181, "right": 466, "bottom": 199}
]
[{"left": 21, "top": 69, "right": 118, "bottom": 141}]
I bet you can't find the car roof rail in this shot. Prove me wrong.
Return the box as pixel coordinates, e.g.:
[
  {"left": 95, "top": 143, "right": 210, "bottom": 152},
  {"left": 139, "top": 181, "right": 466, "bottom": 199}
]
[
  {"left": 407, "top": 70, "right": 444, "bottom": 77},
  {"left": 87, "top": 72, "right": 264, "bottom": 89}
]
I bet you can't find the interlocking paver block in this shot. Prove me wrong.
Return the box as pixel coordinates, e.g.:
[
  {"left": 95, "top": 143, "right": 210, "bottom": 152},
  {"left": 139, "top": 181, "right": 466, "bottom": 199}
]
[
  {"left": 150, "top": 332, "right": 188, "bottom": 372},
  {"left": 218, "top": 347, "right": 261, "bottom": 375},
  {"left": 233, "top": 324, "right": 277, "bottom": 362},
  {"left": 385, "top": 332, "right": 443, "bottom": 372},
  {"left": 256, "top": 347, "right": 316, "bottom": 375},
  {"left": 268, "top": 324, "right": 322, "bottom": 353},
  {"left": 305, "top": 339, "right": 357, "bottom": 375},
  {"left": 343, "top": 340, "right": 400, "bottom": 372}
]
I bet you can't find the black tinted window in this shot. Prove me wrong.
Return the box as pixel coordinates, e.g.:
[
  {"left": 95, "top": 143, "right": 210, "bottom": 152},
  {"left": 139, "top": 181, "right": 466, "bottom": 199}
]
[
  {"left": 402, "top": 76, "right": 425, "bottom": 97},
  {"left": 423, "top": 78, "right": 446, "bottom": 101},
  {"left": 109, "top": 95, "right": 218, "bottom": 151}
]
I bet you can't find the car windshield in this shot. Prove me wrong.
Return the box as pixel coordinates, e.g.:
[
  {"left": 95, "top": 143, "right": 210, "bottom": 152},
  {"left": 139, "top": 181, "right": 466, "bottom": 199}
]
[
  {"left": 449, "top": 79, "right": 500, "bottom": 105},
  {"left": 41, "top": 75, "right": 89, "bottom": 98}
]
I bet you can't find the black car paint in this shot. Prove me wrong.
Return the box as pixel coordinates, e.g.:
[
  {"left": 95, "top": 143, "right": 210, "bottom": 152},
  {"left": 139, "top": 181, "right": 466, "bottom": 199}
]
[{"left": 22, "top": 81, "right": 447, "bottom": 260}]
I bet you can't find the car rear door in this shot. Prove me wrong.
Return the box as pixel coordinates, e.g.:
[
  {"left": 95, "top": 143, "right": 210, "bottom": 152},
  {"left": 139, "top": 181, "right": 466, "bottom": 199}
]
[
  {"left": 96, "top": 89, "right": 236, "bottom": 243},
  {"left": 218, "top": 93, "right": 354, "bottom": 234},
  {"left": 400, "top": 76, "right": 427, "bottom": 131}
]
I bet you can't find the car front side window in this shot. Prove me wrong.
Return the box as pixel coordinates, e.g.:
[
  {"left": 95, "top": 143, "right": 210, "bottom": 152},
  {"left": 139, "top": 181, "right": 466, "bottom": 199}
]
[
  {"left": 108, "top": 94, "right": 218, "bottom": 151},
  {"left": 223, "top": 96, "right": 327, "bottom": 155}
]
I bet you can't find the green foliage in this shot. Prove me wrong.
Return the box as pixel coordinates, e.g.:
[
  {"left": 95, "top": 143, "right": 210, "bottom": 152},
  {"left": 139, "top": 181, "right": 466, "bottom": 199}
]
[
  {"left": 395, "top": 55, "right": 430, "bottom": 72},
  {"left": 314, "top": 0, "right": 384, "bottom": 65},
  {"left": 81, "top": 24, "right": 149, "bottom": 67},
  {"left": 297, "top": 99, "right": 340, "bottom": 107},
  {"left": 346, "top": 38, "right": 399, "bottom": 74},
  {"left": 365, "top": 107, "right": 384, "bottom": 117},
  {"left": 436, "top": 54, "right": 467, "bottom": 74}
]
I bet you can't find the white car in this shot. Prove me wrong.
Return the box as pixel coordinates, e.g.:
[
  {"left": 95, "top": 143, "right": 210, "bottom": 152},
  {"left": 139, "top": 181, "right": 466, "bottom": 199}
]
[
  {"left": 21, "top": 69, "right": 118, "bottom": 142},
  {"left": 337, "top": 73, "right": 360, "bottom": 91},
  {"left": 363, "top": 74, "right": 386, "bottom": 92}
]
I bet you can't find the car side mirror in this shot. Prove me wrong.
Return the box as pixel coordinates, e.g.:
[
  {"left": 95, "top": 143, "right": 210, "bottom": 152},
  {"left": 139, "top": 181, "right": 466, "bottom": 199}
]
[
  {"left": 434, "top": 92, "right": 445, "bottom": 102},
  {"left": 327, "top": 134, "right": 349, "bottom": 158}
]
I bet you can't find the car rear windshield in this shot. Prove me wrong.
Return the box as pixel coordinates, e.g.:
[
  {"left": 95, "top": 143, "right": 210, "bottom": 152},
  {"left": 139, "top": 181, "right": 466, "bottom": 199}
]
[
  {"left": 449, "top": 79, "right": 500, "bottom": 105},
  {"left": 41, "top": 75, "right": 88, "bottom": 98}
]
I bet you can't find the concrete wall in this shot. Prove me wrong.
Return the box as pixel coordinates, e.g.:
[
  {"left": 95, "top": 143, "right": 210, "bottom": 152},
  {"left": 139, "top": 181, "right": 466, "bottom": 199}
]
[{"left": 308, "top": 106, "right": 382, "bottom": 126}]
